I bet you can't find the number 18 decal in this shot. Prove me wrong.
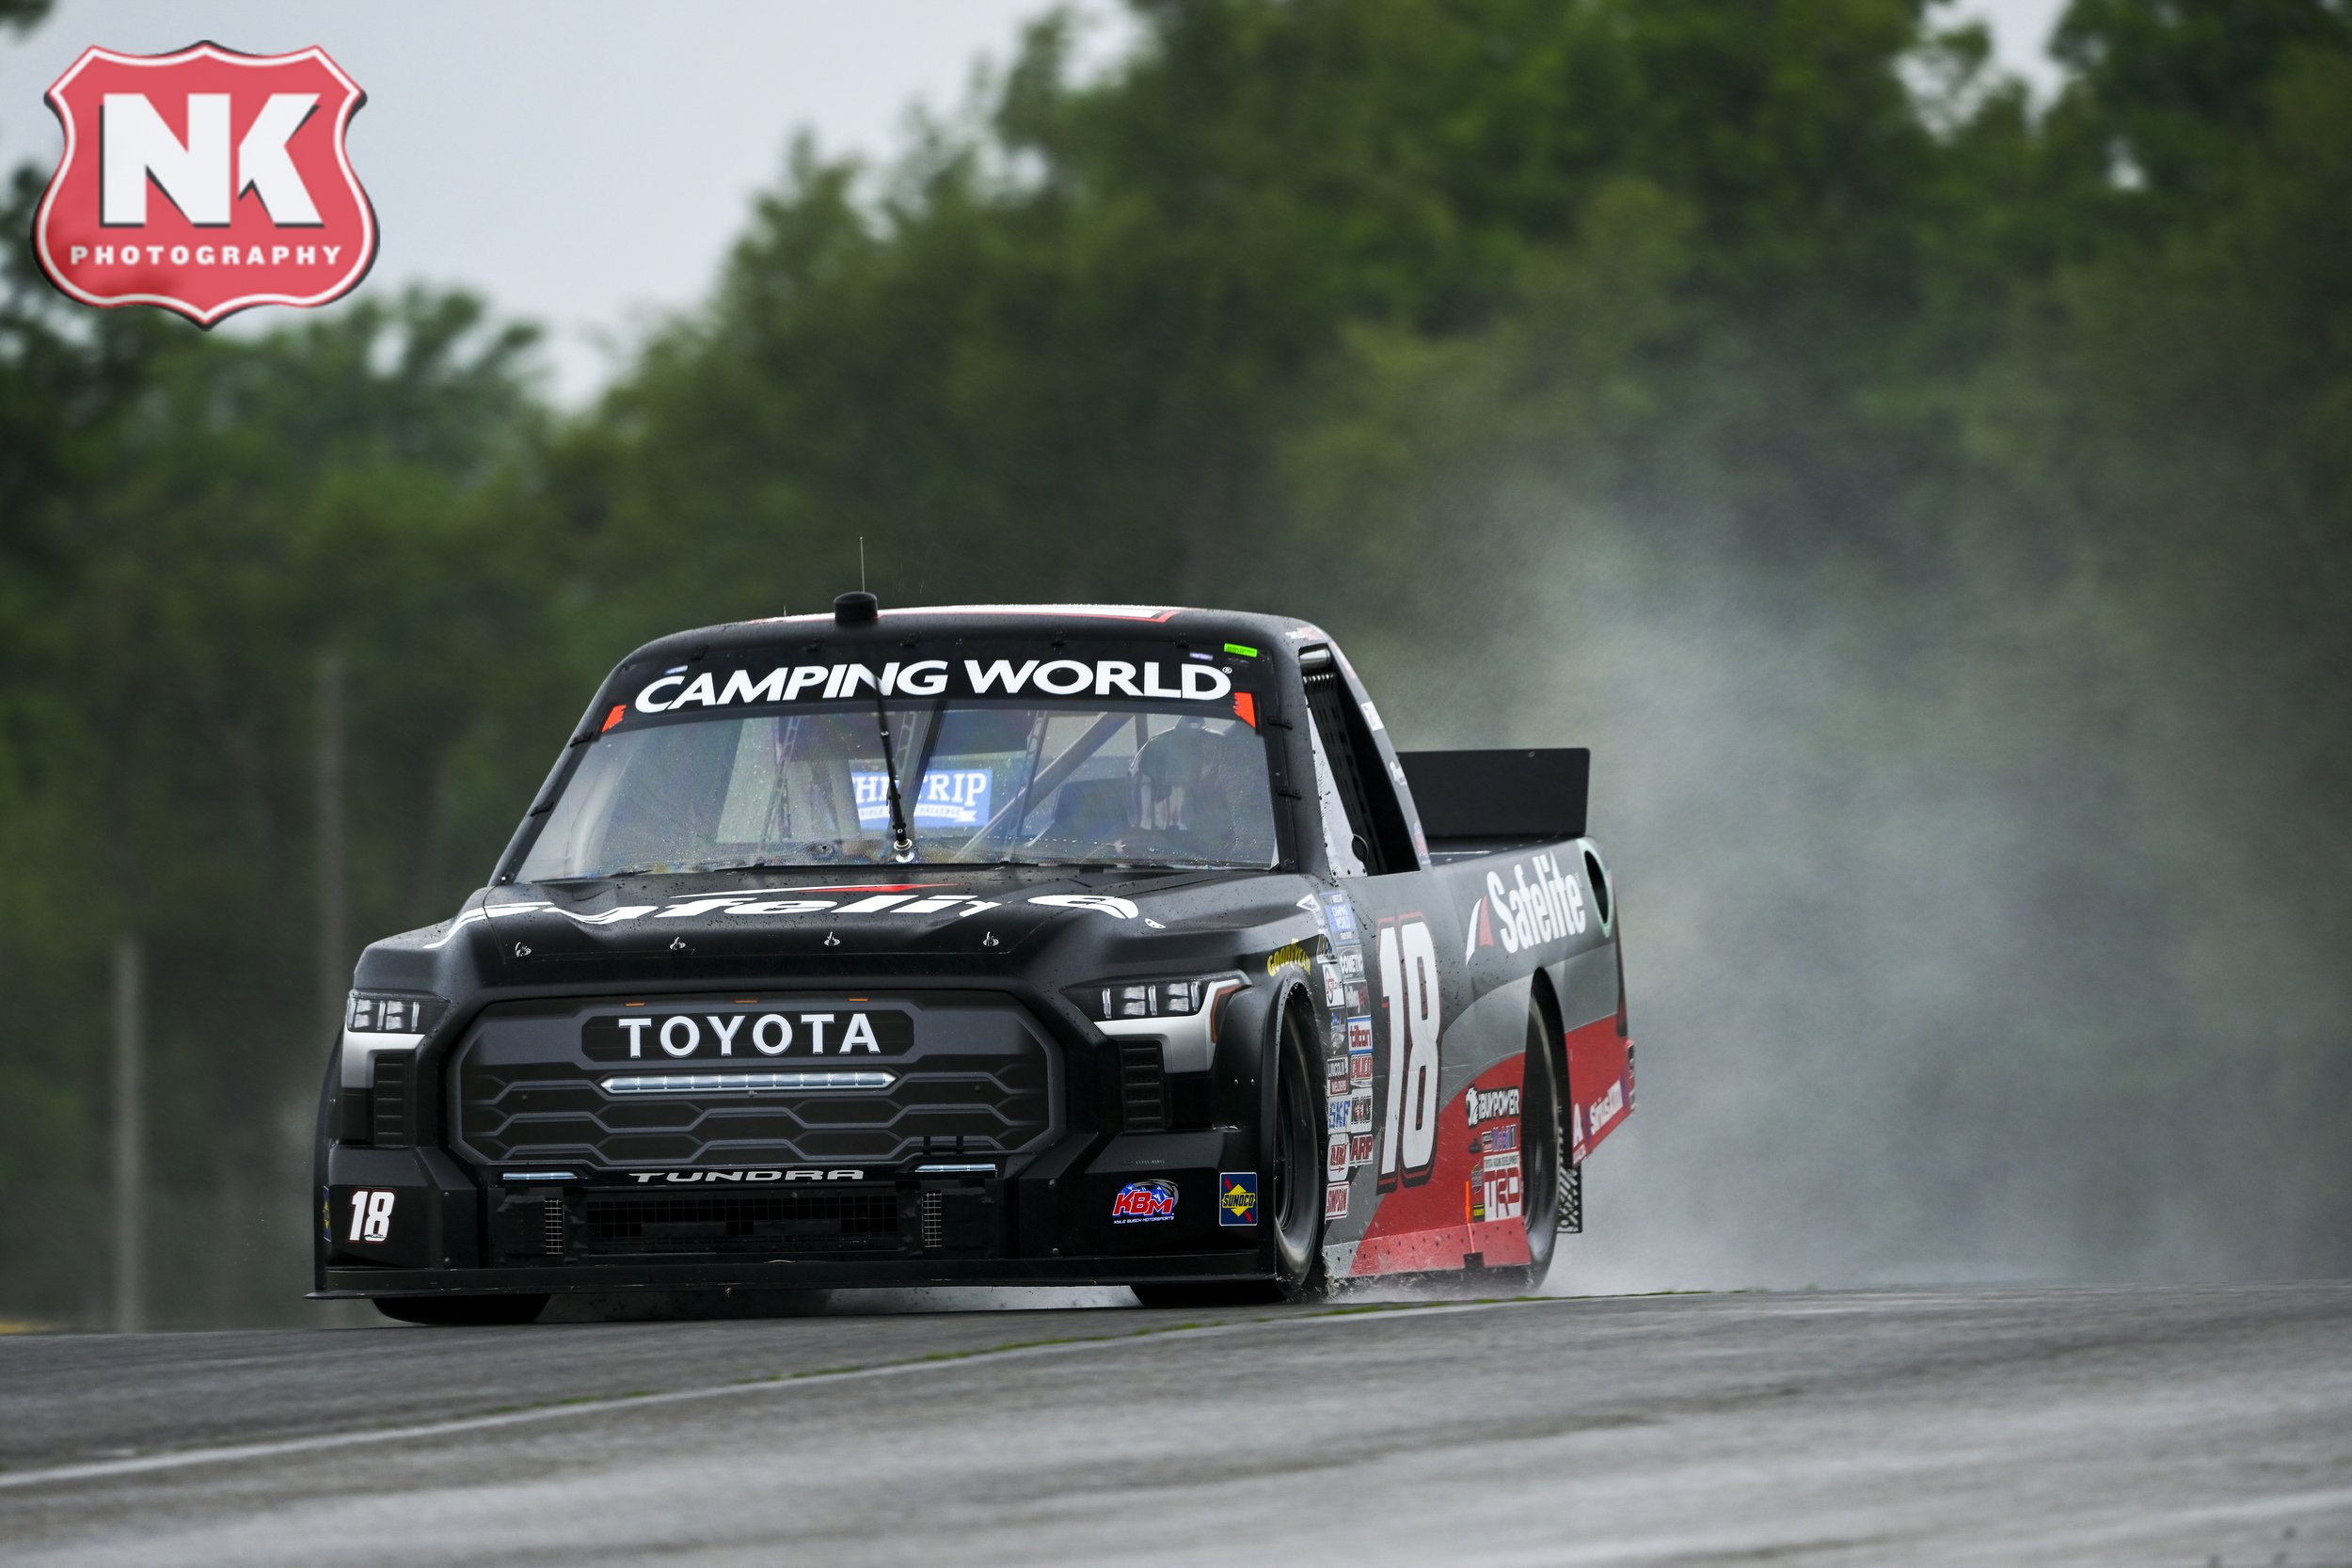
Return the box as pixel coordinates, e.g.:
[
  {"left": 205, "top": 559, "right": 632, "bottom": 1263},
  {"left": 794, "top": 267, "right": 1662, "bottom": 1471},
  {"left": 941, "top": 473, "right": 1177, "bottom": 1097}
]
[
  {"left": 1376, "top": 917, "right": 1441, "bottom": 1188},
  {"left": 348, "top": 1188, "right": 395, "bottom": 1243}
]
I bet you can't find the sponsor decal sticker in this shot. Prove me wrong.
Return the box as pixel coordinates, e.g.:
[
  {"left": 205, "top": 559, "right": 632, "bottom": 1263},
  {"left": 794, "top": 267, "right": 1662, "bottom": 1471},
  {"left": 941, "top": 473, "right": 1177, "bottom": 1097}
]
[
  {"left": 1327, "top": 1132, "right": 1350, "bottom": 1182},
  {"left": 1348, "top": 1086, "right": 1374, "bottom": 1134},
  {"left": 1217, "top": 1172, "right": 1259, "bottom": 1227},
  {"left": 1324, "top": 1183, "right": 1350, "bottom": 1220},
  {"left": 1336, "top": 947, "right": 1364, "bottom": 984},
  {"left": 1481, "top": 851, "right": 1588, "bottom": 955},
  {"left": 1263, "top": 942, "right": 1314, "bottom": 976},
  {"left": 1349, "top": 1132, "right": 1375, "bottom": 1166},
  {"left": 1111, "top": 1180, "right": 1179, "bottom": 1225},
  {"left": 1327, "top": 1092, "right": 1352, "bottom": 1134},
  {"left": 1321, "top": 963, "right": 1343, "bottom": 1007},
  {"left": 1479, "top": 1151, "right": 1525, "bottom": 1223},
  {"left": 34, "top": 44, "right": 378, "bottom": 325},
  {"left": 852, "top": 768, "right": 992, "bottom": 829},
  {"left": 1467, "top": 1085, "right": 1521, "bottom": 1128},
  {"left": 632, "top": 657, "right": 1232, "bottom": 716},
  {"left": 1347, "top": 1016, "right": 1374, "bottom": 1062},
  {"left": 1319, "top": 891, "right": 1359, "bottom": 941}
]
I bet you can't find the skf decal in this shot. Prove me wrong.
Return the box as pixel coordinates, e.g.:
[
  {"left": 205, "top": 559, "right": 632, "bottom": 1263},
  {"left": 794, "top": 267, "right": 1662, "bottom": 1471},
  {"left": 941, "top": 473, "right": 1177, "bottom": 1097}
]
[
  {"left": 1217, "top": 1172, "right": 1258, "bottom": 1227},
  {"left": 35, "top": 45, "right": 378, "bottom": 325},
  {"left": 1111, "top": 1180, "right": 1178, "bottom": 1225}
]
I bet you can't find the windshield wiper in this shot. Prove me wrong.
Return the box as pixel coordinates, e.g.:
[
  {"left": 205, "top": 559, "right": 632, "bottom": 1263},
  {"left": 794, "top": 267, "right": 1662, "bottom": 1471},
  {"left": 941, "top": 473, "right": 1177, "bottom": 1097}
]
[{"left": 871, "top": 692, "right": 916, "bottom": 865}]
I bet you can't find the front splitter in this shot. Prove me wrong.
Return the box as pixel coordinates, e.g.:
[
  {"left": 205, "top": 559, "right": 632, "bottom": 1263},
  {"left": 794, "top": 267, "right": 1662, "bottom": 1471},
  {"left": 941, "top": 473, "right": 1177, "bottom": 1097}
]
[{"left": 316, "top": 1249, "right": 1267, "bottom": 1298}]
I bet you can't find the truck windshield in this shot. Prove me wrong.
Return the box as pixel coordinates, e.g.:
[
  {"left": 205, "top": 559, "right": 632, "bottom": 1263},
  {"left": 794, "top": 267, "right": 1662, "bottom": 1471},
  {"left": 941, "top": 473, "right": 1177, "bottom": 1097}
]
[{"left": 517, "top": 699, "right": 1279, "bottom": 879}]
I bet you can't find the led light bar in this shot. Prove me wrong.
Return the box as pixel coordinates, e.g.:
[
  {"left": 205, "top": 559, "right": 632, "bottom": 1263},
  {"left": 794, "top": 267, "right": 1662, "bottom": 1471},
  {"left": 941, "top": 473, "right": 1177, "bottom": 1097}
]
[{"left": 599, "top": 1070, "right": 895, "bottom": 1096}]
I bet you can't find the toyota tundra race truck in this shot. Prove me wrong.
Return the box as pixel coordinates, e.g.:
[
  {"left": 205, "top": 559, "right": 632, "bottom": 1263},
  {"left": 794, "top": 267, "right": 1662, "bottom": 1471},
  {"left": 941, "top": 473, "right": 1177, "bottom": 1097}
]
[{"left": 314, "top": 599, "right": 1633, "bottom": 1323}]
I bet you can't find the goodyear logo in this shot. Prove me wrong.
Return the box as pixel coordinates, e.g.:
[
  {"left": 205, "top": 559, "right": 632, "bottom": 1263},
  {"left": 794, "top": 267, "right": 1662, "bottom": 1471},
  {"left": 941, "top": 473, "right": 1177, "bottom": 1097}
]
[
  {"left": 1263, "top": 942, "right": 1315, "bottom": 976},
  {"left": 1217, "top": 1171, "right": 1258, "bottom": 1227}
]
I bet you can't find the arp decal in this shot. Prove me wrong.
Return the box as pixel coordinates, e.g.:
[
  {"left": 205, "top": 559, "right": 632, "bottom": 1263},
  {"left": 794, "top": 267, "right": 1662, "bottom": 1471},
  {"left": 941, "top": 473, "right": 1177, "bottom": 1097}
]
[
  {"left": 1375, "top": 916, "right": 1442, "bottom": 1189},
  {"left": 1217, "top": 1173, "right": 1258, "bottom": 1227},
  {"left": 1111, "top": 1180, "right": 1178, "bottom": 1225}
]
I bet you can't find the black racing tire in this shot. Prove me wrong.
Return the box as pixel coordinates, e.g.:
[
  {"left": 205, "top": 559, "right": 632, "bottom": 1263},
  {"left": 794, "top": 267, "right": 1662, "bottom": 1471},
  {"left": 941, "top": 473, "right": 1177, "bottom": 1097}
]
[
  {"left": 1133, "top": 997, "right": 1329, "bottom": 1309},
  {"left": 1485, "top": 990, "right": 1565, "bottom": 1292},
  {"left": 373, "top": 1293, "right": 550, "bottom": 1326}
]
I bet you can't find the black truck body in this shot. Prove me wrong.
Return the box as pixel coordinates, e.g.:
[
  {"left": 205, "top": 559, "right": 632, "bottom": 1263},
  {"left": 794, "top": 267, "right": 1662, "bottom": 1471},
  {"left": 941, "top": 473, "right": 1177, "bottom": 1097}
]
[{"left": 313, "top": 604, "right": 1631, "bottom": 1317}]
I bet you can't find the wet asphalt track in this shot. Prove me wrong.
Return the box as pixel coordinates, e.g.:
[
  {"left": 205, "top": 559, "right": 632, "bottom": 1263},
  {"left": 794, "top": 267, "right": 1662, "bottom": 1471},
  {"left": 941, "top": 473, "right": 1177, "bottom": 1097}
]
[{"left": 1, "top": 1282, "right": 2348, "bottom": 1567}]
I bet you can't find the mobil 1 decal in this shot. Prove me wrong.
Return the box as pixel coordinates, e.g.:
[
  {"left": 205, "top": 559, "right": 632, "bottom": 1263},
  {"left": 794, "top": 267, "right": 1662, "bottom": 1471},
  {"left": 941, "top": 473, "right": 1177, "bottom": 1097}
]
[{"left": 1375, "top": 914, "right": 1442, "bottom": 1191}]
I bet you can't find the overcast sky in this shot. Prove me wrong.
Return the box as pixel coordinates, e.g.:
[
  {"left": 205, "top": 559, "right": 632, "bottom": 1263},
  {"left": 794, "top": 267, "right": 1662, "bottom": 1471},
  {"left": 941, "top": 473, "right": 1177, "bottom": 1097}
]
[{"left": 2, "top": 0, "right": 2068, "bottom": 404}]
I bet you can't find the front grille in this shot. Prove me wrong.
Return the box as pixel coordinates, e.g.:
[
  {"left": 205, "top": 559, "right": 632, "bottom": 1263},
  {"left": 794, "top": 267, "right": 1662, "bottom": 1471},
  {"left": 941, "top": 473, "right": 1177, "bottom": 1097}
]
[
  {"left": 1119, "top": 1040, "right": 1167, "bottom": 1131},
  {"left": 370, "top": 1054, "right": 411, "bottom": 1147},
  {"left": 920, "top": 1189, "right": 945, "bottom": 1248},
  {"left": 452, "top": 993, "right": 1058, "bottom": 1172},
  {"left": 581, "top": 1191, "right": 901, "bottom": 1255},
  {"left": 543, "top": 1195, "right": 568, "bottom": 1255}
]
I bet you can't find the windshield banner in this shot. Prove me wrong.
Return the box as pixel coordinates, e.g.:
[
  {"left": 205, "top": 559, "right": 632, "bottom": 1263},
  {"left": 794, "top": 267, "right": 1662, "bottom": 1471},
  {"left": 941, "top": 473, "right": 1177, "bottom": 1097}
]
[{"left": 629, "top": 655, "right": 1239, "bottom": 717}]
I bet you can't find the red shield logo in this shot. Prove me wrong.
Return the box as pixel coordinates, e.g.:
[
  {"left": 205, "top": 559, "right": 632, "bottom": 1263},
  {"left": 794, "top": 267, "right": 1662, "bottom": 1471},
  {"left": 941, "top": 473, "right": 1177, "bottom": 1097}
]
[{"left": 32, "top": 42, "right": 377, "bottom": 327}]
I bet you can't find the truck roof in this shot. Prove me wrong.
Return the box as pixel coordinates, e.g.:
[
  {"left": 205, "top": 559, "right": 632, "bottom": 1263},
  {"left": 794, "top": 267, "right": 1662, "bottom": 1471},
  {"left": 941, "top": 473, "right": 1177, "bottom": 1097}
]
[{"left": 616, "top": 603, "right": 1332, "bottom": 671}]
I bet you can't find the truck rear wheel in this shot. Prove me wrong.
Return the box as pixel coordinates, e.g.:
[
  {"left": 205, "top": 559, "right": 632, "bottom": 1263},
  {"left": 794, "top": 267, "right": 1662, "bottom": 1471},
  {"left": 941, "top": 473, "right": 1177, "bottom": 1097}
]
[{"left": 1486, "top": 996, "right": 1564, "bottom": 1291}]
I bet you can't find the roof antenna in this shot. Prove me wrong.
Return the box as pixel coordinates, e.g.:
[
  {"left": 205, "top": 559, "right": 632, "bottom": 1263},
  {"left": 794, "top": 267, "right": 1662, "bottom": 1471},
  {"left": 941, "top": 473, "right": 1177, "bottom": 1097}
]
[{"left": 860, "top": 536, "right": 867, "bottom": 594}]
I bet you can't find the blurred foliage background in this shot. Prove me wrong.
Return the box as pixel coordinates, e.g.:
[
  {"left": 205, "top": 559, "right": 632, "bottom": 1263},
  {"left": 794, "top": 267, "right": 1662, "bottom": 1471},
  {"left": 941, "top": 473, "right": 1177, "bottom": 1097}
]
[{"left": 2, "top": 0, "right": 2346, "bottom": 1325}]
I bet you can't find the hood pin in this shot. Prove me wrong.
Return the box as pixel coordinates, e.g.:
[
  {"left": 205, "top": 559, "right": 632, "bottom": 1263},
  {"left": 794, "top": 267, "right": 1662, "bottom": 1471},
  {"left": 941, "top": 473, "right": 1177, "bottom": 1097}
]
[
  {"left": 513, "top": 942, "right": 532, "bottom": 958},
  {"left": 823, "top": 931, "right": 840, "bottom": 947},
  {"left": 669, "top": 937, "right": 687, "bottom": 951},
  {"left": 981, "top": 930, "right": 999, "bottom": 948}
]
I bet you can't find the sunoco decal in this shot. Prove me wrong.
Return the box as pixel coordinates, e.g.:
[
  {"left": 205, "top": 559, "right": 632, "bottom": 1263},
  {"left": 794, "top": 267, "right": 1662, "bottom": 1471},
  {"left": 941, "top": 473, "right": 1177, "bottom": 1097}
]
[{"left": 1217, "top": 1173, "right": 1258, "bottom": 1227}]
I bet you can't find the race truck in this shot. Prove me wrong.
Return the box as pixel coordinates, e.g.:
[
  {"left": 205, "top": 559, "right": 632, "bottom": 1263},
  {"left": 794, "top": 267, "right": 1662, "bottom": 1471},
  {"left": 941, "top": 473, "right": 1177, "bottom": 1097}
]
[{"left": 314, "top": 599, "right": 1633, "bottom": 1323}]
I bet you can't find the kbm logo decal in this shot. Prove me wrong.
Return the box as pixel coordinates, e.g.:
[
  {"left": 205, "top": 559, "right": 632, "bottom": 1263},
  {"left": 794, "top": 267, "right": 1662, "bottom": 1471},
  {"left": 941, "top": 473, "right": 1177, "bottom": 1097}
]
[
  {"left": 1110, "top": 1180, "right": 1178, "bottom": 1225},
  {"left": 33, "top": 43, "right": 377, "bottom": 325},
  {"left": 1217, "top": 1172, "right": 1258, "bottom": 1227}
]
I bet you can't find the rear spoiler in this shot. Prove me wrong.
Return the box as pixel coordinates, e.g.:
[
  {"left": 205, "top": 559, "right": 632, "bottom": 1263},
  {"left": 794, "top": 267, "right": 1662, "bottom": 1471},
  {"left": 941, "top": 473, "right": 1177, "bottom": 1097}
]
[{"left": 1398, "top": 749, "right": 1588, "bottom": 848}]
